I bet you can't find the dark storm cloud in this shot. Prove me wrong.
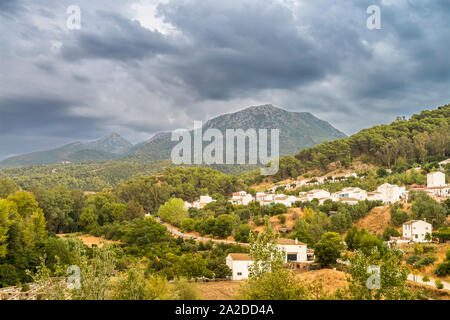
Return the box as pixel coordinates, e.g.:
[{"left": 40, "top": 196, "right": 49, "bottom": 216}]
[
  {"left": 0, "top": 0, "right": 449, "bottom": 159},
  {"left": 0, "top": 0, "right": 25, "bottom": 17},
  {"left": 0, "top": 96, "right": 102, "bottom": 137},
  {"left": 156, "top": 0, "right": 342, "bottom": 99},
  {"left": 61, "top": 11, "right": 175, "bottom": 62}
]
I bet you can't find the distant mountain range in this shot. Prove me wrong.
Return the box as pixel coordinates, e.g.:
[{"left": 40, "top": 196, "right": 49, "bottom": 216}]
[{"left": 0, "top": 104, "right": 347, "bottom": 168}]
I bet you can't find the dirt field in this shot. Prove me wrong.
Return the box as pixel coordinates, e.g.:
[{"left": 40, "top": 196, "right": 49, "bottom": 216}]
[
  {"left": 197, "top": 281, "right": 242, "bottom": 300},
  {"left": 353, "top": 204, "right": 411, "bottom": 235},
  {"left": 250, "top": 209, "right": 302, "bottom": 234},
  {"left": 56, "top": 233, "right": 120, "bottom": 248},
  {"left": 296, "top": 269, "right": 349, "bottom": 293}
]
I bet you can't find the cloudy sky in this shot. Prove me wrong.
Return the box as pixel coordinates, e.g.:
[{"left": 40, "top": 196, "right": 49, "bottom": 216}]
[{"left": 0, "top": 0, "right": 449, "bottom": 159}]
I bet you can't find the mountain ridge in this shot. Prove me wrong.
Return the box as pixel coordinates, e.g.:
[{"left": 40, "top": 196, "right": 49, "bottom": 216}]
[{"left": 0, "top": 104, "right": 346, "bottom": 168}]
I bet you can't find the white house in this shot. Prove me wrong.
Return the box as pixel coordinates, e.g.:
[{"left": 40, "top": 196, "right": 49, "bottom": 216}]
[
  {"left": 259, "top": 194, "right": 275, "bottom": 206},
  {"left": 255, "top": 192, "right": 267, "bottom": 202},
  {"left": 338, "top": 198, "right": 359, "bottom": 205},
  {"left": 277, "top": 238, "right": 308, "bottom": 263},
  {"left": 274, "top": 194, "right": 293, "bottom": 207},
  {"left": 427, "top": 171, "right": 446, "bottom": 188},
  {"left": 377, "top": 183, "right": 406, "bottom": 204},
  {"left": 226, "top": 253, "right": 253, "bottom": 280},
  {"left": 226, "top": 238, "right": 308, "bottom": 280},
  {"left": 424, "top": 186, "right": 450, "bottom": 198},
  {"left": 367, "top": 191, "right": 383, "bottom": 201},
  {"left": 300, "top": 189, "right": 331, "bottom": 202},
  {"left": 402, "top": 220, "right": 432, "bottom": 243},
  {"left": 229, "top": 191, "right": 254, "bottom": 206},
  {"left": 331, "top": 187, "right": 367, "bottom": 202},
  {"left": 191, "top": 195, "right": 215, "bottom": 209}
]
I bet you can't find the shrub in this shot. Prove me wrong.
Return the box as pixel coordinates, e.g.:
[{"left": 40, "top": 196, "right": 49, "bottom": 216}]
[
  {"left": 435, "top": 280, "right": 444, "bottom": 290},
  {"left": 434, "top": 261, "right": 450, "bottom": 277},
  {"left": 414, "top": 256, "right": 437, "bottom": 268},
  {"left": 278, "top": 214, "right": 286, "bottom": 224},
  {"left": 406, "top": 255, "right": 421, "bottom": 265}
]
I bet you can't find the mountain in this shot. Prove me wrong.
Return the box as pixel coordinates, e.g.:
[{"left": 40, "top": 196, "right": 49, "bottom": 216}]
[
  {"left": 0, "top": 133, "right": 132, "bottom": 168},
  {"left": 271, "top": 104, "right": 450, "bottom": 180},
  {"left": 0, "top": 105, "right": 346, "bottom": 168},
  {"left": 128, "top": 104, "right": 347, "bottom": 161}
]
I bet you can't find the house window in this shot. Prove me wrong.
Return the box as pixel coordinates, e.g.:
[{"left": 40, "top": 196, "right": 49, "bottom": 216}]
[
  {"left": 237, "top": 272, "right": 242, "bottom": 276},
  {"left": 287, "top": 254, "right": 297, "bottom": 262},
  {"left": 415, "top": 234, "right": 418, "bottom": 239}
]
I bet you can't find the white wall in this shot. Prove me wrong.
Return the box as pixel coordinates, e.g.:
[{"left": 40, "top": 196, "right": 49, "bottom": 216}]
[
  {"left": 427, "top": 172, "right": 446, "bottom": 188},
  {"left": 403, "top": 221, "right": 432, "bottom": 243},
  {"left": 226, "top": 257, "right": 253, "bottom": 280}
]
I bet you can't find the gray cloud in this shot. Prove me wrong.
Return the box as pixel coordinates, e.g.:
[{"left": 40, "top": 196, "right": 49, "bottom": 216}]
[{"left": 0, "top": 0, "right": 449, "bottom": 160}]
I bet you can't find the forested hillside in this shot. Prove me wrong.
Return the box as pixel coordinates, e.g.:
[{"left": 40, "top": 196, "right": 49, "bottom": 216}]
[{"left": 272, "top": 104, "right": 450, "bottom": 180}]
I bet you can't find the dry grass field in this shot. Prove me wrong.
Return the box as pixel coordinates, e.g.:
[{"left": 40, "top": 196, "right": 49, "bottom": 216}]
[
  {"left": 56, "top": 233, "right": 120, "bottom": 248},
  {"left": 197, "top": 281, "right": 242, "bottom": 300}
]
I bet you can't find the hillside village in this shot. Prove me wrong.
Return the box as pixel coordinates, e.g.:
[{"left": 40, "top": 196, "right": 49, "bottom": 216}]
[
  {"left": 166, "top": 162, "right": 450, "bottom": 285},
  {"left": 0, "top": 106, "right": 449, "bottom": 300}
]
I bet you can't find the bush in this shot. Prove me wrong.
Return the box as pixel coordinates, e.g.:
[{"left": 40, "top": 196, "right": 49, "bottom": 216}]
[
  {"left": 406, "top": 255, "right": 421, "bottom": 265},
  {"left": 422, "top": 275, "right": 430, "bottom": 283},
  {"left": 414, "top": 256, "right": 437, "bottom": 268},
  {"left": 435, "top": 280, "right": 444, "bottom": 290},
  {"left": 434, "top": 261, "right": 450, "bottom": 277},
  {"left": 278, "top": 214, "right": 286, "bottom": 224},
  {"left": 181, "top": 218, "right": 195, "bottom": 232}
]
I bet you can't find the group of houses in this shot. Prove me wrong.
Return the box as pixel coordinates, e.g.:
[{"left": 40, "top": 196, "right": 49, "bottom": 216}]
[
  {"left": 229, "top": 171, "right": 448, "bottom": 209},
  {"left": 229, "top": 183, "right": 408, "bottom": 209}
]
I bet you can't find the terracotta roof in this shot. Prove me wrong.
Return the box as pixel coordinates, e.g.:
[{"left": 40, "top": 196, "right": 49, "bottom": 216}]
[
  {"left": 339, "top": 197, "right": 359, "bottom": 202},
  {"left": 403, "top": 220, "right": 422, "bottom": 225},
  {"left": 228, "top": 253, "right": 252, "bottom": 261},
  {"left": 277, "top": 238, "right": 306, "bottom": 245}
]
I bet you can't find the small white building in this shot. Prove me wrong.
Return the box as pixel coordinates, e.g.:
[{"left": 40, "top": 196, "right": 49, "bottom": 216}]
[
  {"left": 273, "top": 194, "right": 292, "bottom": 207},
  {"left": 338, "top": 198, "right": 359, "bottom": 205},
  {"left": 255, "top": 192, "right": 267, "bottom": 202},
  {"left": 367, "top": 191, "right": 383, "bottom": 201},
  {"left": 226, "top": 253, "right": 254, "bottom": 280},
  {"left": 427, "top": 171, "right": 446, "bottom": 188},
  {"left": 229, "top": 191, "right": 254, "bottom": 206},
  {"left": 331, "top": 187, "right": 367, "bottom": 202},
  {"left": 226, "top": 238, "right": 308, "bottom": 280},
  {"left": 376, "top": 183, "right": 406, "bottom": 204},
  {"left": 277, "top": 238, "right": 308, "bottom": 263},
  {"left": 402, "top": 220, "right": 432, "bottom": 243},
  {"left": 191, "top": 195, "right": 215, "bottom": 209}
]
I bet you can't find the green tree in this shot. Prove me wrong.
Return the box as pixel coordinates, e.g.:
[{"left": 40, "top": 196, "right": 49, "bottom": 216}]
[
  {"left": 248, "top": 220, "right": 285, "bottom": 279},
  {"left": 157, "top": 198, "right": 188, "bottom": 227},
  {"left": 0, "top": 199, "right": 14, "bottom": 257},
  {"left": 180, "top": 218, "right": 195, "bottom": 232},
  {"left": 314, "top": 232, "right": 344, "bottom": 266},
  {"left": 214, "top": 214, "right": 234, "bottom": 238},
  {"left": 340, "top": 247, "right": 415, "bottom": 300},
  {"left": 0, "top": 178, "right": 18, "bottom": 199}
]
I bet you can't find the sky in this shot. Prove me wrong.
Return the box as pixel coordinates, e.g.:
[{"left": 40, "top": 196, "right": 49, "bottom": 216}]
[{"left": 0, "top": 0, "right": 449, "bottom": 160}]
